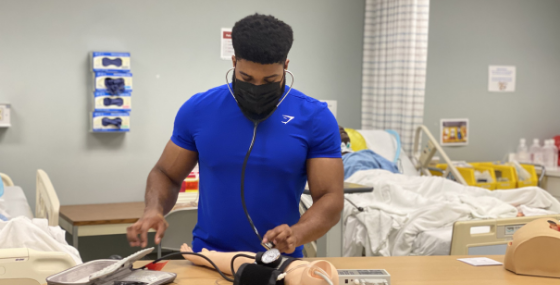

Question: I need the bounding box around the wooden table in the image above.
[59,202,146,248]
[59,197,198,249]
[134,255,558,285]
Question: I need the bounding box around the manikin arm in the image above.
[180,244,256,275]
[180,244,338,285]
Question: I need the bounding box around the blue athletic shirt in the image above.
[171,84,341,257]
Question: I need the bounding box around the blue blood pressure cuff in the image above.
[94,72,133,94]
[94,91,131,111]
[92,52,131,72]
[92,111,130,132]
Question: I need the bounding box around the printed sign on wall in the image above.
[488,65,516,92]
[221,28,234,60]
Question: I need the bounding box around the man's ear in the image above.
[232,55,237,67]
[284,59,290,70]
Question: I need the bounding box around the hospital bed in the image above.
[0,170,60,225]
[302,126,559,257]
[0,172,34,219]
[0,170,74,285]
[303,126,447,257]
[0,172,14,187]
[449,214,560,255]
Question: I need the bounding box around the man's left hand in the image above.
[263,224,298,254]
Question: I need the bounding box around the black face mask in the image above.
[232,72,285,123]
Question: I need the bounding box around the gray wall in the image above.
[424,0,560,161]
[0,0,365,208]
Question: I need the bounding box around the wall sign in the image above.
[221,28,234,60]
[489,65,516,92]
[441,118,468,146]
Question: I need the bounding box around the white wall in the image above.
[424,0,560,161]
[0,0,365,207]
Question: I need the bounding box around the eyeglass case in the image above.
[46,248,176,285]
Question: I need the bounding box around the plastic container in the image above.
[180,172,199,192]
[543,140,559,170]
[471,162,518,189]
[433,163,497,190]
[516,138,530,164]
[529,139,543,165]
[517,164,539,188]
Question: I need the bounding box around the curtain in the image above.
[361,0,430,154]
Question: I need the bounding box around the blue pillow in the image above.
[0,179,4,198]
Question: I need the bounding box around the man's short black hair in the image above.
[232,13,293,64]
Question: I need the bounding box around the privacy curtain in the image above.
[361,0,430,154]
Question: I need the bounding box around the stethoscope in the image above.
[225,67,295,257]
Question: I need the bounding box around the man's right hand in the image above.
[127,210,169,248]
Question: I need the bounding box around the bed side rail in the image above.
[450,214,560,255]
[413,125,467,185]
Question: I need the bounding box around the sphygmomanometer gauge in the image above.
[260,248,281,265]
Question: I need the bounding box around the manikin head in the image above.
[339,125,352,155]
[298,260,339,285]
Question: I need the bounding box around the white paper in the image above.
[458,257,503,266]
[489,65,516,92]
[221,28,234,60]
[321,100,337,118]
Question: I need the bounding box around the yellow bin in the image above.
[434,164,497,190]
[471,162,517,189]
[517,164,538,188]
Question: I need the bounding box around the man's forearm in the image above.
[291,192,343,246]
[145,166,182,215]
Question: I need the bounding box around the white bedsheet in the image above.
[0,186,34,219]
[342,169,560,257]
[0,216,82,264]
[412,227,452,256]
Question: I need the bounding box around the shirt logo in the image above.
[282,115,295,124]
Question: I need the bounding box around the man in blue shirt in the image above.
[127,14,343,257]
